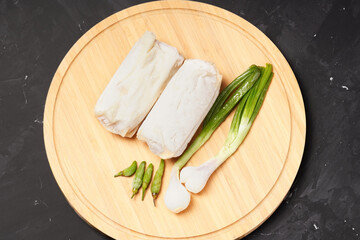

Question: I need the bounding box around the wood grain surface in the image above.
[43,1,306,239]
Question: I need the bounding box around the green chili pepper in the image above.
[114,161,137,177]
[141,163,154,201]
[151,159,165,206]
[131,161,146,199]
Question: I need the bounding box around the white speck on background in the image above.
[34,119,43,124]
[24,75,28,80]
[78,23,82,31]
[49,218,52,222]
[344,219,347,223]
[34,198,49,208]
[314,33,317,37]
[324,163,327,167]
[343,7,346,10]
[342,85,349,90]
[313,223,319,230]
[353,227,355,230]
[22,89,28,104]
[331,36,334,39]
[330,77,333,81]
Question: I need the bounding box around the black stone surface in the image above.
[0,0,359,239]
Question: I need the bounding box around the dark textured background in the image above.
[0,0,359,239]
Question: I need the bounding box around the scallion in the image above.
[180,63,273,194]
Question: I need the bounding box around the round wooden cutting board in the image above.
[43,1,306,239]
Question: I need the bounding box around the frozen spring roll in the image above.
[137,59,222,159]
[94,31,184,137]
